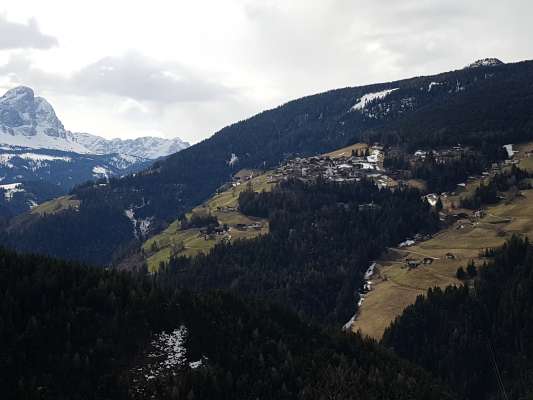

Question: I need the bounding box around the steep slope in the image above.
[0,247,453,400]
[7,58,533,264]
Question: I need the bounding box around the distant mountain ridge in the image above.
[68,132,189,160]
[0,86,189,159]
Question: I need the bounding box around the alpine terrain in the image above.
[0,86,189,217]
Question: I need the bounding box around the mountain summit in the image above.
[0,86,83,151]
[0,86,189,158]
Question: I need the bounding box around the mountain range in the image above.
[0,86,189,157]
[0,86,189,216]
[4,58,533,265]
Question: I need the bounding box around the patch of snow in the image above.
[0,129,91,154]
[189,358,207,369]
[138,217,153,236]
[0,182,23,200]
[342,261,377,331]
[92,166,109,178]
[131,325,193,393]
[399,239,415,248]
[150,326,188,371]
[364,262,376,280]
[351,88,398,111]
[18,153,71,162]
[428,81,443,92]
[228,153,239,167]
[503,144,515,158]
[425,193,439,207]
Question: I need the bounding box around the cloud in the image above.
[72,52,232,103]
[0,15,57,49]
[0,52,233,105]
[0,52,248,144]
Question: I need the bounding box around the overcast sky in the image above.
[0,0,531,144]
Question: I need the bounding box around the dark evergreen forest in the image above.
[0,247,451,400]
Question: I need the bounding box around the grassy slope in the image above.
[353,142,533,339]
[30,195,80,215]
[142,171,274,271]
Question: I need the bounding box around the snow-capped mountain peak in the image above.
[0,86,35,110]
[0,86,189,159]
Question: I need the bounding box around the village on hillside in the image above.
[146,141,525,272]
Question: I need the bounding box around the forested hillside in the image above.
[158,178,439,325]
[382,235,533,400]
[0,247,452,399]
[4,59,533,265]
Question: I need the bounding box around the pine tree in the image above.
[456,267,466,280]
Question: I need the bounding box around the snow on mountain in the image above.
[0,86,189,159]
[351,88,399,111]
[68,132,190,159]
[0,182,23,200]
[0,87,91,153]
[465,58,504,69]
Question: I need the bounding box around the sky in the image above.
[0,0,532,144]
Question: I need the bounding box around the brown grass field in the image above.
[324,143,368,159]
[352,187,533,340]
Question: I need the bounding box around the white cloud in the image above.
[0,14,57,49]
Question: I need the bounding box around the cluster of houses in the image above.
[413,145,466,161]
[267,145,395,189]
